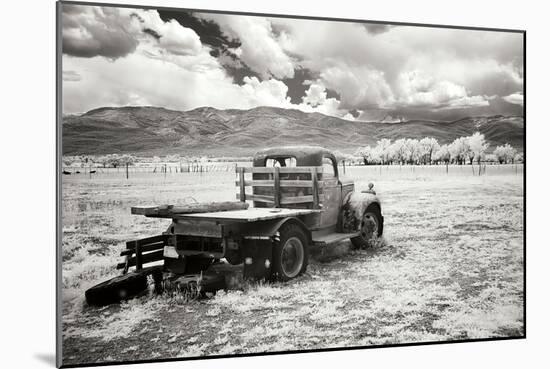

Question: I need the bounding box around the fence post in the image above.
[126,163,129,179]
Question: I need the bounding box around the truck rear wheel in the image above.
[350,205,383,250]
[271,223,308,281]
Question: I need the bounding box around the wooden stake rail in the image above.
[236,166,323,208]
[239,166,324,173]
[234,193,325,204]
[235,179,324,187]
[118,235,168,272]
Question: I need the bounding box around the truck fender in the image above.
[242,216,311,243]
[240,217,311,279]
[342,191,382,232]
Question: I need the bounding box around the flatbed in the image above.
[174,208,322,223]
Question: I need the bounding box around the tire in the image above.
[271,223,309,281]
[350,205,383,250]
[85,272,148,307]
[173,273,226,296]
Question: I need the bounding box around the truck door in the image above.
[320,156,342,229]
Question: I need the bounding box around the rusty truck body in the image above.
[85,146,384,306]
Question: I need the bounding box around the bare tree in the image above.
[434,144,451,173]
[419,137,440,164]
[375,138,392,165]
[494,144,517,164]
[355,145,375,165]
[468,132,489,175]
[449,137,470,165]
[514,153,524,163]
[405,138,421,164]
[390,138,408,165]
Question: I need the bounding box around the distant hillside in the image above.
[62,106,524,156]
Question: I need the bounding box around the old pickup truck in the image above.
[85,146,384,306]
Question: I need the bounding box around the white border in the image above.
[2,0,547,368]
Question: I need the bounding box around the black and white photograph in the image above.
[57,1,525,366]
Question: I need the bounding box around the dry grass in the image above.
[61,165,524,365]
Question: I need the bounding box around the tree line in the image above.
[63,133,522,170]
[352,133,522,166]
[63,154,136,168]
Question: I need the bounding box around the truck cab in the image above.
[250,146,371,234]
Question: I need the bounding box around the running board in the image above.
[312,232,360,246]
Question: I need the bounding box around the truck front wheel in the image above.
[272,223,309,281]
[350,205,383,249]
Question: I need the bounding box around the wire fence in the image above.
[62,162,246,175]
[61,161,524,180]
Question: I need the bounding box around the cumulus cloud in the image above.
[503,92,524,106]
[302,82,327,107]
[158,20,201,55]
[320,64,396,109]
[62,4,202,60]
[396,71,488,109]
[128,10,202,56]
[63,46,246,114]
[240,76,291,107]
[271,17,523,114]
[199,14,295,80]
[292,81,351,118]
[62,5,138,59]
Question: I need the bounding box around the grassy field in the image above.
[61,164,524,365]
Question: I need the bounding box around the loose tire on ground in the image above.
[271,223,309,281]
[85,272,149,306]
[350,204,383,250]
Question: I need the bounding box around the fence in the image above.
[61,161,524,179]
[62,162,242,176]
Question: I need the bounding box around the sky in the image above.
[61,3,524,121]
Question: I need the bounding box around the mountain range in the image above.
[62,106,524,156]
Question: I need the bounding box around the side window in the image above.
[322,157,336,179]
